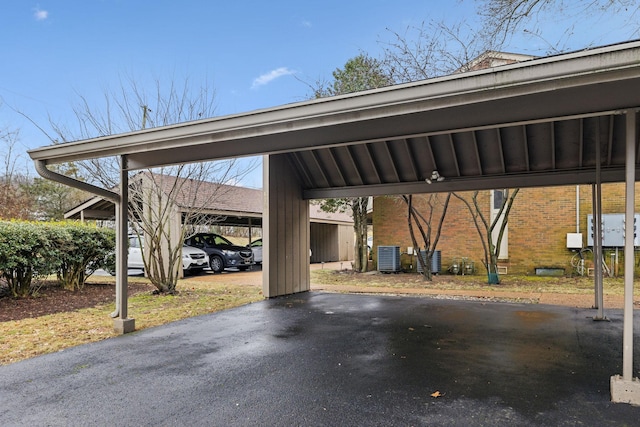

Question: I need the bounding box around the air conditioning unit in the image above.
[417,250,441,274]
[377,246,400,272]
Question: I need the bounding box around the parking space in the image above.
[1,292,638,426]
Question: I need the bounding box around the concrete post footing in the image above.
[113,318,136,334]
[611,375,640,405]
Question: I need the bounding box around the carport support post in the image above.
[113,156,135,334]
[611,110,640,405]
[592,182,603,314]
[262,154,310,297]
[592,120,605,319]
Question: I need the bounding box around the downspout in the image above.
[576,185,580,234]
[34,159,119,203]
[34,160,122,317]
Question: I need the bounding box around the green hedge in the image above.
[0,221,115,297]
[55,222,116,291]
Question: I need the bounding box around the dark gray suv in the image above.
[184,233,253,273]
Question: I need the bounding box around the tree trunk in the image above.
[352,197,369,272]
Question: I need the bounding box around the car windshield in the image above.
[129,236,142,248]
[203,234,233,246]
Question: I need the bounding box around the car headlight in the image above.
[222,250,238,256]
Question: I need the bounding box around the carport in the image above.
[63,183,355,263]
[28,40,640,404]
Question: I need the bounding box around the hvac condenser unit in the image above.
[417,250,441,274]
[377,246,401,272]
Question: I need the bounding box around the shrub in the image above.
[0,221,61,297]
[55,223,115,290]
[0,221,116,297]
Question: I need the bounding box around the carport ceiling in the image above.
[29,41,640,198]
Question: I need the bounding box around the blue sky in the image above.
[1,1,638,187]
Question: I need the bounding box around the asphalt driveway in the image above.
[1,292,639,426]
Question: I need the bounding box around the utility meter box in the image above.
[566,233,583,249]
[587,213,640,247]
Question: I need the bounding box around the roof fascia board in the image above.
[64,209,115,220]
[184,209,262,218]
[28,41,640,168]
[64,195,106,216]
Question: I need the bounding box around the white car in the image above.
[180,245,210,273]
[249,239,263,264]
[127,235,209,274]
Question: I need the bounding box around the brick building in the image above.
[372,183,640,276]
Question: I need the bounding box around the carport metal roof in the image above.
[29,40,640,197]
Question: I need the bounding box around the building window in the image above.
[493,190,505,209]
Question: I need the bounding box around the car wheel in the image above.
[210,255,224,273]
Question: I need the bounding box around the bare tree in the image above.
[50,74,221,188]
[127,168,253,293]
[401,194,451,280]
[379,21,526,283]
[379,20,488,83]
[46,73,257,293]
[477,0,640,50]
[0,126,32,220]
[452,189,519,283]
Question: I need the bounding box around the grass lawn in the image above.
[0,276,263,366]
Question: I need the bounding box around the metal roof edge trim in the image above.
[28,40,640,165]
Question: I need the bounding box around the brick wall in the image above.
[372,183,640,275]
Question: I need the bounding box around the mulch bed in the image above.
[0,281,155,322]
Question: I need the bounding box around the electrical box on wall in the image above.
[587,214,640,247]
[566,233,583,249]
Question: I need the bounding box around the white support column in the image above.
[611,110,640,405]
[113,156,135,334]
[263,154,310,298]
[593,119,606,318]
[592,185,606,319]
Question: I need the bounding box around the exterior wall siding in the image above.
[310,223,355,263]
[372,183,640,276]
[338,224,355,262]
[310,223,338,263]
[263,154,310,297]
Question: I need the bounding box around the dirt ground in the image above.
[0,281,154,322]
[312,275,634,309]
[190,262,639,310]
[1,263,637,323]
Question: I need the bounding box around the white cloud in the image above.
[301,19,312,28]
[251,67,295,89]
[33,7,49,21]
